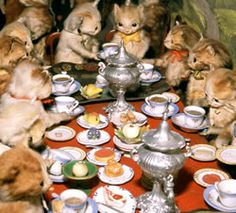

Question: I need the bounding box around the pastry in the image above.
[72,162,88,177]
[103,186,126,208]
[120,110,137,124]
[104,159,124,177]
[83,84,103,97]
[94,148,115,163]
[83,112,100,125]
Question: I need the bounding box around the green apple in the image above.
[122,123,140,139]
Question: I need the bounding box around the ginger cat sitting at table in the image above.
[111,0,150,59]
[55,0,101,64]
[187,37,233,107]
[203,68,236,148]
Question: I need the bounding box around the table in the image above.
[44,99,226,212]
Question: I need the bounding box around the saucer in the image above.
[113,136,143,152]
[98,164,134,185]
[216,145,236,165]
[140,70,162,84]
[161,92,180,103]
[193,168,230,187]
[204,185,236,212]
[53,80,81,96]
[141,103,179,118]
[86,148,121,166]
[191,144,216,162]
[59,147,86,161]
[76,130,111,146]
[76,114,109,129]
[49,105,85,116]
[93,185,136,213]
[46,126,76,141]
[171,113,209,132]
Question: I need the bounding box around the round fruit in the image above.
[122,123,140,139]
[72,162,88,177]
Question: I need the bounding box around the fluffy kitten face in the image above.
[113,4,144,35]
[205,68,236,108]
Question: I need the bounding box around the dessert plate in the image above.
[86,147,121,166]
[110,111,147,127]
[93,185,136,213]
[140,71,162,84]
[76,130,111,146]
[171,113,209,132]
[191,144,216,162]
[52,80,81,96]
[113,136,143,152]
[49,105,85,117]
[98,165,134,185]
[204,185,236,212]
[216,145,236,165]
[59,146,86,161]
[46,126,76,141]
[141,103,179,118]
[76,114,109,129]
[161,92,180,103]
[193,168,230,187]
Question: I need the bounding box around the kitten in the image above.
[203,68,236,147]
[55,0,101,64]
[111,0,150,59]
[187,38,233,106]
[0,66,12,96]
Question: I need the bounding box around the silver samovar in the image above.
[98,42,143,118]
[131,106,192,213]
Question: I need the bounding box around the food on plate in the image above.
[83,112,100,125]
[87,127,101,140]
[103,186,127,208]
[94,148,115,163]
[202,173,221,185]
[122,123,140,139]
[120,110,137,124]
[51,199,64,213]
[81,84,103,97]
[72,161,88,177]
[104,159,124,177]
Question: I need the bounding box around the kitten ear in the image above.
[175,21,180,26]
[200,33,204,40]
[64,16,83,31]
[92,0,100,7]
[138,4,144,17]
[207,45,216,56]
[125,0,131,6]
[113,4,121,17]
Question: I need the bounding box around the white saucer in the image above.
[113,136,143,152]
[59,146,86,161]
[191,144,216,162]
[52,80,81,96]
[110,111,147,127]
[98,164,134,185]
[140,71,162,84]
[204,185,236,212]
[49,105,85,116]
[141,103,179,118]
[216,145,236,165]
[46,126,76,141]
[171,113,209,132]
[93,185,136,213]
[76,130,111,146]
[86,147,121,166]
[76,114,109,129]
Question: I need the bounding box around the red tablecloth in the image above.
[45,100,224,212]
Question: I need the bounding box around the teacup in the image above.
[102,42,119,58]
[52,74,74,93]
[184,105,205,128]
[60,189,88,209]
[145,94,168,113]
[140,63,154,80]
[55,96,79,113]
[215,179,236,208]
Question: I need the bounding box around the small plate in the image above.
[191,144,216,161]
[216,145,236,165]
[76,114,109,129]
[59,147,86,161]
[0,143,10,155]
[86,147,121,166]
[113,136,143,152]
[171,113,209,132]
[141,103,179,118]
[193,168,230,187]
[46,126,76,141]
[52,80,81,96]
[140,71,162,84]
[204,185,236,212]
[76,130,111,146]
[110,111,147,127]
[98,164,134,185]
[162,92,180,103]
[93,185,136,213]
[49,105,85,116]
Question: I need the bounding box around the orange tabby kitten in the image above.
[187,38,233,106]
[203,68,236,147]
[111,0,150,59]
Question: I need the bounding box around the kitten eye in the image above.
[95,26,98,31]
[132,23,137,27]
[193,57,197,63]
[213,98,219,103]
[118,22,123,27]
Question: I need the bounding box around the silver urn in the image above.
[98,42,143,117]
[131,107,192,213]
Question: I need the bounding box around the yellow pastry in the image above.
[83,112,100,125]
[83,84,103,97]
[104,159,124,177]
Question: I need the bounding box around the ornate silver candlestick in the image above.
[131,105,192,213]
[98,42,143,118]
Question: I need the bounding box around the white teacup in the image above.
[52,74,74,93]
[102,42,119,58]
[140,63,154,80]
[184,105,205,128]
[145,94,168,113]
[55,96,79,113]
[215,179,236,208]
